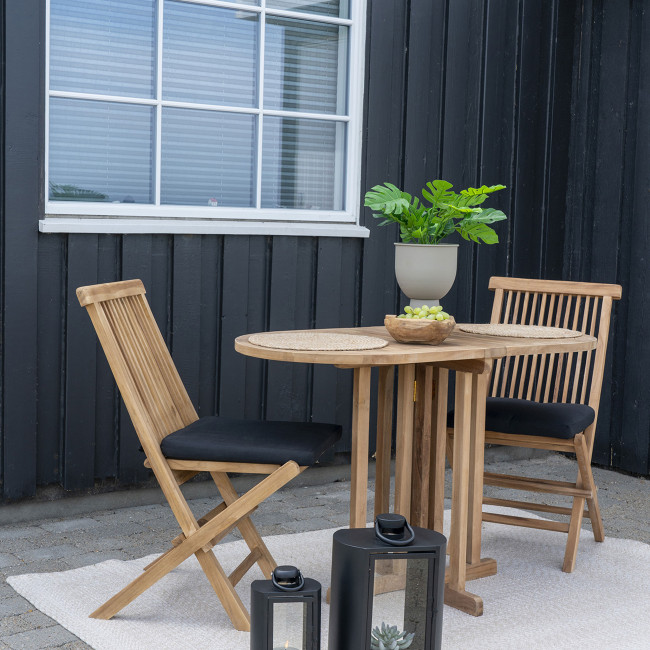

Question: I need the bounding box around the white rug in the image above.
[7,508,650,650]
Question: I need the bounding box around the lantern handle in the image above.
[272,566,305,591]
[374,519,416,546]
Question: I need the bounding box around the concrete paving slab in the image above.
[0,454,647,650]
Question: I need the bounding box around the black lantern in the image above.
[328,514,446,650]
[251,565,321,650]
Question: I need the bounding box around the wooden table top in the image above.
[235,325,597,366]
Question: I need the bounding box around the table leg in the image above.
[394,364,415,518]
[466,363,498,580]
[411,364,433,527]
[374,365,394,519]
[350,366,371,528]
[428,367,448,534]
[444,371,483,616]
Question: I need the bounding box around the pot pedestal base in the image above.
[409,299,440,309]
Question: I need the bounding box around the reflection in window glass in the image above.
[50,0,156,98]
[163,1,258,107]
[265,18,347,115]
[262,117,345,210]
[161,108,256,207]
[266,0,348,19]
[49,98,154,203]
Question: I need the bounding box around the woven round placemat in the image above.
[248,332,389,351]
[457,323,582,338]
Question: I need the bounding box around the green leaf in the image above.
[460,184,506,196]
[364,183,412,215]
[440,203,482,215]
[467,208,507,223]
[456,222,500,244]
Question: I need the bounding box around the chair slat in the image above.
[570,296,592,403]
[540,294,563,402]
[490,290,511,396]
[104,300,176,441]
[112,298,186,438]
[580,297,600,404]
[489,276,622,299]
[499,291,522,397]
[508,292,529,398]
[130,295,197,426]
[526,293,548,400]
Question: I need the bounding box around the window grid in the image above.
[44,0,362,225]
[45,0,360,222]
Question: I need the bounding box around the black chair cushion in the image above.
[448,397,595,439]
[160,416,342,466]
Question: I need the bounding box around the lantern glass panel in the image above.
[370,557,429,650]
[272,601,307,649]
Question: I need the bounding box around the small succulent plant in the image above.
[370,622,415,650]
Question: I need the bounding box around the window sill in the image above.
[39,217,370,238]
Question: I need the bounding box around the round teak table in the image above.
[235,325,597,616]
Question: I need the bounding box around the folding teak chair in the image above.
[448,277,621,572]
[77,279,341,630]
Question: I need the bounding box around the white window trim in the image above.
[40,0,369,238]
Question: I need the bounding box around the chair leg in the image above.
[587,491,605,542]
[563,433,592,573]
[90,461,300,625]
[211,471,276,579]
[573,433,605,542]
[195,549,251,630]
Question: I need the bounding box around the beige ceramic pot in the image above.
[394,243,458,308]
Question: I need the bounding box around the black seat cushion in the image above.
[448,397,595,440]
[160,416,342,466]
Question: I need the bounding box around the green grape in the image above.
[420,304,429,311]
[405,313,414,319]
[440,311,449,319]
[404,306,413,314]
[413,307,421,314]
[435,313,445,321]
[397,314,406,319]
[426,314,436,320]
[433,305,443,313]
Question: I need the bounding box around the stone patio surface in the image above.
[0,453,648,649]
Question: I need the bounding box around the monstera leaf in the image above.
[364,179,507,245]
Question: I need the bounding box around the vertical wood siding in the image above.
[1,0,648,499]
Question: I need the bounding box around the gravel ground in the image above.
[0,453,647,649]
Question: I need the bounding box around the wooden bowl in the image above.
[384,314,456,345]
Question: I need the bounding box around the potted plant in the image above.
[364,180,507,306]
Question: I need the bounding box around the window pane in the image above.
[163,1,258,107]
[267,0,349,19]
[49,98,154,203]
[50,0,156,98]
[265,18,347,114]
[262,117,345,210]
[161,108,256,207]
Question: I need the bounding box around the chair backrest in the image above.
[488,277,622,413]
[77,280,198,461]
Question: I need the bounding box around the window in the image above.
[41,0,368,237]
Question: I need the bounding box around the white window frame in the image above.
[40,0,369,238]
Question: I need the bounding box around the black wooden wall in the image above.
[1,0,648,501]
